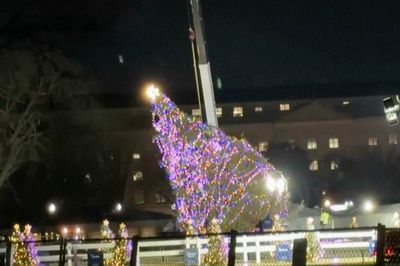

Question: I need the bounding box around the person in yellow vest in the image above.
[320,209,330,229]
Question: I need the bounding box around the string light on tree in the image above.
[148,88,289,234]
[202,219,227,265]
[10,224,39,266]
[105,223,131,266]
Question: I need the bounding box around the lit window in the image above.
[192,109,201,117]
[389,134,398,145]
[118,54,124,64]
[255,106,263,113]
[155,193,166,204]
[279,103,290,111]
[216,107,223,118]
[309,160,318,171]
[134,190,145,204]
[258,141,268,152]
[368,137,378,146]
[330,161,339,170]
[329,138,339,149]
[132,171,143,181]
[233,107,243,117]
[307,139,317,150]
[132,153,141,160]
[342,100,350,105]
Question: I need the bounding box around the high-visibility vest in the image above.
[320,212,330,225]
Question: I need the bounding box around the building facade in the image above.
[44,94,400,219]
[118,95,400,215]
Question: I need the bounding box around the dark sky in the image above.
[3,0,400,103]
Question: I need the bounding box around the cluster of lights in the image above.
[148,87,288,233]
[323,199,354,212]
[323,197,375,213]
[61,226,85,240]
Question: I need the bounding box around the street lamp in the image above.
[324,199,331,208]
[47,202,57,215]
[363,200,375,212]
[114,202,123,213]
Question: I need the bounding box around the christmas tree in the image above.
[202,219,227,266]
[305,217,322,262]
[148,86,289,234]
[100,219,114,262]
[105,223,129,266]
[10,224,38,266]
[23,225,39,265]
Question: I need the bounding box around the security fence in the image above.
[0,224,395,265]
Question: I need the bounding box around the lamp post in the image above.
[47,202,57,215]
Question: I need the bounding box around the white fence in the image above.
[0,229,377,265]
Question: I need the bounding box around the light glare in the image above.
[330,204,348,212]
[363,200,375,212]
[48,203,56,214]
[324,199,331,207]
[115,203,122,212]
[146,85,160,101]
[276,178,286,194]
[266,176,276,192]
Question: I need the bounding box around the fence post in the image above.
[58,237,65,266]
[129,235,139,266]
[5,241,11,266]
[227,230,237,266]
[376,223,385,266]
[67,243,72,266]
[63,239,68,265]
[292,238,307,266]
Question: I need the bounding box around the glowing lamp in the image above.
[115,202,123,212]
[146,85,161,101]
[48,203,57,214]
[324,199,331,208]
[363,200,375,212]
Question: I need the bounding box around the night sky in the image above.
[2,0,400,104]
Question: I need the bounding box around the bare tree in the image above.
[0,74,54,188]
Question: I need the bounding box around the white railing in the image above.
[0,229,377,265]
[135,229,376,265]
